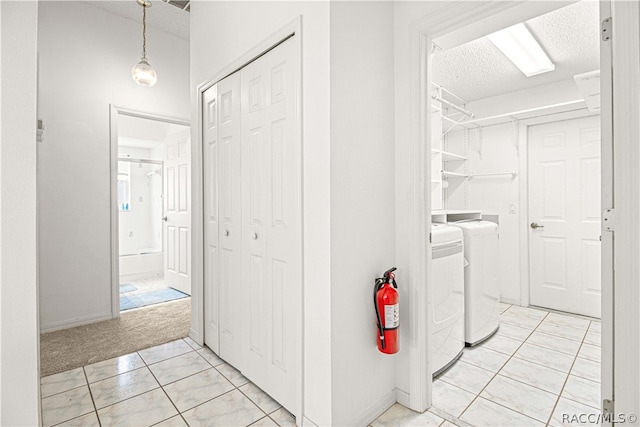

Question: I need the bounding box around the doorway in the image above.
[406,0,612,420]
[110,107,191,315]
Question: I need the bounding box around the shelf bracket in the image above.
[474,127,483,160]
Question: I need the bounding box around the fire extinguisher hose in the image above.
[374,278,386,349]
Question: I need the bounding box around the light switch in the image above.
[509,202,517,214]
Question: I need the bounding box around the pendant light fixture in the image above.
[131,0,157,87]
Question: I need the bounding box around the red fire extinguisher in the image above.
[374,267,399,354]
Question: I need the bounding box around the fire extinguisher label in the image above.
[385,304,399,328]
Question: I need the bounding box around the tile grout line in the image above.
[543,321,592,426]
[142,353,188,426]
[83,366,102,427]
[159,385,191,427]
[44,338,291,427]
[428,405,472,427]
[510,350,578,375]
[44,372,97,427]
[456,310,551,423]
[236,384,283,421]
[84,348,180,422]
[141,347,197,367]
[170,357,292,426]
[461,339,575,375]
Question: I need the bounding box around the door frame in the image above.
[108,105,190,319]
[409,0,618,413]
[608,0,640,415]
[192,18,303,423]
[518,109,600,310]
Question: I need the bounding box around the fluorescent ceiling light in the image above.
[488,23,555,77]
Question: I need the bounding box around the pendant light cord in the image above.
[142,4,147,60]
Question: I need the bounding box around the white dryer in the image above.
[453,220,500,346]
[431,224,465,376]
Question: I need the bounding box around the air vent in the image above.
[574,70,600,113]
[163,0,190,12]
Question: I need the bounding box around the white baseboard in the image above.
[396,387,411,408]
[40,312,113,333]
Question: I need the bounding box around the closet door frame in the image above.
[193,18,303,423]
[407,0,617,415]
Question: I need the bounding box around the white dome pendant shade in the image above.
[132,0,157,87]
[132,59,157,87]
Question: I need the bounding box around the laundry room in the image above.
[420,0,605,424]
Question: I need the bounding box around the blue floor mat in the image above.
[120,287,189,311]
[119,284,138,293]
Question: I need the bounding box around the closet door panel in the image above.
[203,84,220,352]
[217,71,244,367]
[241,36,298,413]
[241,52,270,389]
[246,124,268,360]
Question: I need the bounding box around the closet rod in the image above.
[432,83,469,105]
[432,95,475,118]
[457,99,585,126]
[469,171,518,179]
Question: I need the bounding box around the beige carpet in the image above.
[40,299,191,377]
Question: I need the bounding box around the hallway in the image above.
[41,304,600,426]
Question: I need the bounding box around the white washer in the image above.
[431,224,465,376]
[453,220,500,346]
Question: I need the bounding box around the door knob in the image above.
[530,222,544,229]
[252,233,258,240]
[162,216,168,222]
[224,230,229,237]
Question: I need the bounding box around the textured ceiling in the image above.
[432,0,600,102]
[82,0,189,40]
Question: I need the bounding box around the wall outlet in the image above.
[509,202,517,214]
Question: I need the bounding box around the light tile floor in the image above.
[373,303,602,427]
[42,304,600,427]
[40,338,294,427]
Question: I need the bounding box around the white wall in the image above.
[443,79,587,304]
[445,124,522,303]
[37,2,189,331]
[329,2,397,425]
[393,0,452,402]
[191,2,331,424]
[0,1,40,424]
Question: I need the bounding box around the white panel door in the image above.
[202,73,243,361]
[529,115,601,317]
[203,84,220,353]
[164,128,191,295]
[216,72,244,367]
[240,37,299,412]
